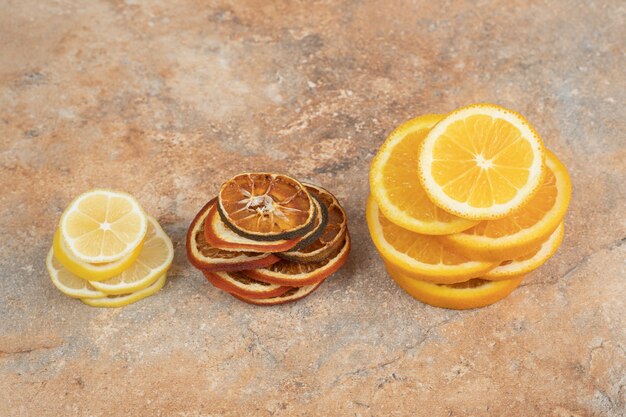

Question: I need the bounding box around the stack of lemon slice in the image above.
[368,104,571,309]
[46,190,174,308]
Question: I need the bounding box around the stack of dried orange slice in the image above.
[187,173,350,305]
[368,104,571,309]
[46,190,174,307]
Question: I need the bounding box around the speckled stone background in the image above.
[1,0,625,416]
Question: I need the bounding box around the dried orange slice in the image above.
[217,173,316,241]
[442,150,571,260]
[232,281,323,306]
[280,194,328,253]
[386,263,524,310]
[278,184,347,263]
[204,270,291,299]
[366,196,497,284]
[187,200,279,271]
[244,233,351,286]
[370,114,478,234]
[418,104,546,220]
[484,222,564,280]
[204,200,302,252]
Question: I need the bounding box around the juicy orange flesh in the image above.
[383,128,463,222]
[378,209,470,265]
[463,162,557,238]
[220,174,312,234]
[431,115,534,207]
[440,278,490,289]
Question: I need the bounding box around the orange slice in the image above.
[186,200,279,271]
[232,281,323,306]
[366,196,497,284]
[370,114,478,234]
[217,173,316,241]
[442,150,571,260]
[204,270,291,299]
[484,222,564,280]
[204,200,302,252]
[418,103,546,220]
[244,233,351,286]
[278,183,348,263]
[386,263,524,310]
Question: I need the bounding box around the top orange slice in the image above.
[418,103,546,220]
[217,173,316,241]
[442,150,571,261]
[370,114,478,235]
[59,190,148,264]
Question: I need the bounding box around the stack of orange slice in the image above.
[187,173,350,305]
[368,104,571,309]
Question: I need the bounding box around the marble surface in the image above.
[1,1,625,415]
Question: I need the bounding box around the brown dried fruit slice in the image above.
[232,281,323,306]
[186,200,280,271]
[278,183,348,263]
[205,200,302,252]
[284,194,328,252]
[244,233,351,286]
[204,270,291,299]
[217,173,316,241]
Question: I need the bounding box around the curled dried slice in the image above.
[232,281,323,306]
[186,200,279,271]
[283,194,328,253]
[204,200,302,252]
[244,233,351,287]
[217,173,316,241]
[278,184,348,263]
[204,270,291,299]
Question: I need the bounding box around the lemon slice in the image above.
[370,114,478,234]
[418,103,546,220]
[60,189,148,263]
[386,262,524,310]
[366,195,497,284]
[484,222,564,280]
[81,273,167,308]
[46,248,107,299]
[53,229,144,282]
[90,216,174,295]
